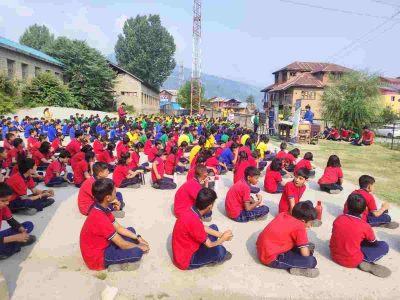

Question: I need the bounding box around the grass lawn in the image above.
[273,139,400,204]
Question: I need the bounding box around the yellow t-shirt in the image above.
[205,135,215,148]
[256,142,268,159]
[127,132,138,145]
[240,134,250,146]
[178,134,190,146]
[189,145,201,163]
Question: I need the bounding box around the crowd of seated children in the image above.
[172,188,233,270]
[318,155,343,194]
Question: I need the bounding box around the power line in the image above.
[280,0,400,20]
[372,0,400,8]
[327,9,400,62]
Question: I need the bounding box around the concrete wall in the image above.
[382,93,400,113]
[292,88,324,119]
[0,47,63,81]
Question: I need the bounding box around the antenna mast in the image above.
[191,0,202,115]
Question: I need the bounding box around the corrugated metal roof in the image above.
[0,36,63,67]
[160,101,183,110]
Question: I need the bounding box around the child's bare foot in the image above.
[20,235,36,247]
[289,268,319,278]
[112,210,125,218]
[358,262,391,278]
[121,262,141,271]
[107,264,122,272]
[379,222,399,229]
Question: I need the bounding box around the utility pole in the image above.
[191,0,202,115]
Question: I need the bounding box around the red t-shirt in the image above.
[113,165,129,187]
[93,140,104,155]
[294,159,312,175]
[27,136,38,151]
[33,151,50,167]
[276,150,287,160]
[264,169,282,193]
[80,204,116,270]
[148,147,158,162]
[71,152,85,170]
[330,214,376,268]
[233,159,256,183]
[225,179,251,219]
[6,172,36,201]
[238,146,252,158]
[166,141,175,154]
[116,141,129,159]
[174,179,202,218]
[278,181,306,213]
[65,139,81,157]
[44,159,66,184]
[144,140,152,156]
[0,206,12,229]
[97,151,115,164]
[73,160,88,185]
[78,177,95,215]
[257,212,309,265]
[186,167,195,181]
[165,154,177,175]
[362,131,374,143]
[285,153,296,165]
[205,157,220,173]
[331,129,340,139]
[343,189,378,222]
[151,157,164,182]
[172,208,207,270]
[51,138,61,151]
[318,167,343,185]
[3,139,12,151]
[128,151,140,169]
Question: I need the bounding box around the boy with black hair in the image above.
[151,150,177,190]
[344,175,398,229]
[6,158,55,215]
[44,150,73,187]
[257,201,318,277]
[172,188,233,270]
[73,151,95,188]
[294,152,315,177]
[331,194,390,277]
[0,183,36,259]
[65,130,84,157]
[279,168,309,214]
[80,178,149,271]
[225,166,269,222]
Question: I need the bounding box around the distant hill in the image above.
[107,54,264,109]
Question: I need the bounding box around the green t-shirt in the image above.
[221,134,229,143]
[139,134,147,144]
[159,134,169,146]
[188,133,194,144]
[254,115,259,125]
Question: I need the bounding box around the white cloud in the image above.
[64,7,111,53]
[114,14,128,33]
[15,5,34,17]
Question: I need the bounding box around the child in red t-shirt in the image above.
[96,143,116,172]
[318,155,343,194]
[285,148,300,172]
[330,193,390,277]
[80,178,149,271]
[234,151,256,184]
[294,152,315,177]
[165,146,188,175]
[278,168,309,215]
[256,201,319,278]
[116,136,131,160]
[44,150,73,187]
[264,158,286,193]
[225,166,269,222]
[0,182,36,259]
[51,132,65,154]
[113,152,143,189]
[73,152,95,188]
[151,150,177,190]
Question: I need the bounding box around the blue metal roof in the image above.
[160,101,183,110]
[0,36,63,67]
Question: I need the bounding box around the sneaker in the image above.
[121,261,141,271]
[289,268,320,278]
[42,198,55,208]
[112,210,125,219]
[0,255,9,260]
[358,261,391,278]
[379,222,399,229]
[207,251,233,267]
[21,235,36,247]
[14,208,38,216]
[329,189,341,194]
[152,183,160,189]
[311,220,322,227]
[128,184,141,189]
[202,216,212,222]
[107,264,122,272]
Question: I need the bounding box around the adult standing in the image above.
[252,111,260,134]
[304,105,314,124]
[268,106,275,135]
[118,102,127,127]
[43,108,53,121]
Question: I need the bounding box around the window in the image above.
[7,59,15,78]
[290,72,296,77]
[21,63,28,80]
[35,67,41,77]
[121,91,126,96]
[301,90,316,100]
[391,96,395,102]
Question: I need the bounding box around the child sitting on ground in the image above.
[294,152,315,177]
[278,168,309,215]
[165,146,187,176]
[275,142,288,160]
[285,148,300,173]
[331,193,390,278]
[256,201,319,278]
[6,158,55,215]
[172,188,233,270]
[151,150,177,190]
[32,141,55,171]
[96,143,116,171]
[113,153,143,189]
[264,158,286,194]
[80,178,149,271]
[225,166,269,222]
[0,182,36,260]
[318,155,343,194]
[73,152,95,188]
[44,150,73,187]
[344,175,399,229]
[78,162,124,218]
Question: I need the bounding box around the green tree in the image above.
[115,15,176,88]
[21,72,80,108]
[19,24,54,51]
[177,81,206,109]
[321,71,383,130]
[46,37,116,110]
[379,106,399,125]
[0,73,20,114]
[246,95,255,104]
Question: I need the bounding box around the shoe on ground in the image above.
[43,198,55,208]
[112,210,125,219]
[289,268,320,278]
[14,208,38,216]
[107,264,122,272]
[379,221,399,229]
[121,261,141,271]
[202,216,212,222]
[329,189,341,194]
[358,261,391,278]
[57,182,69,188]
[128,184,141,189]
[311,220,322,227]
[256,214,268,221]
[21,235,36,247]
[152,183,160,189]
[0,255,9,260]
[207,251,233,267]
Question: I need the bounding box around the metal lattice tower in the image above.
[191,0,202,115]
[178,60,185,88]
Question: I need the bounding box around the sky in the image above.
[1,0,400,88]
